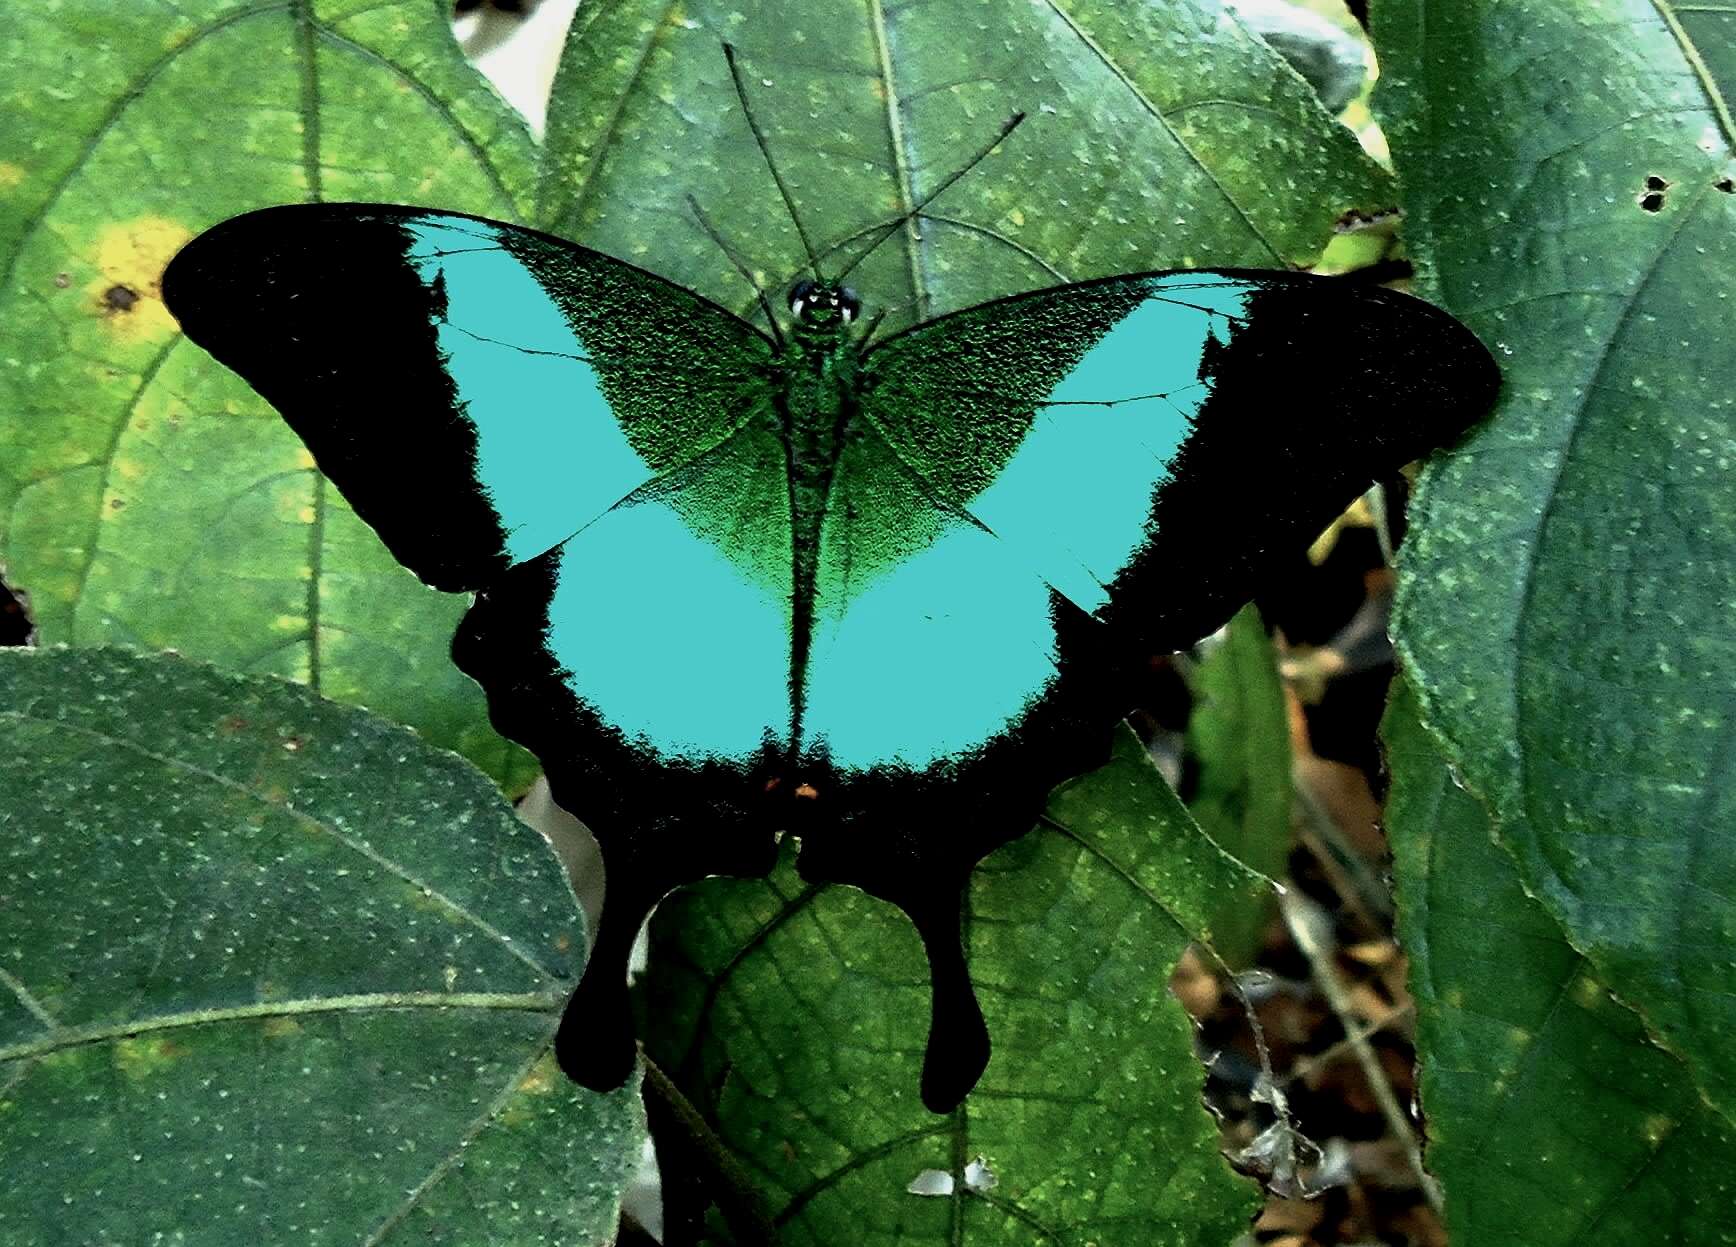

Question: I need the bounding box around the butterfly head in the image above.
[788,279,861,332]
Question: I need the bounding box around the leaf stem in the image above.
[640,1051,780,1245]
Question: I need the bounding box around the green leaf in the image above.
[1184,604,1291,966]
[0,0,539,788]
[1373,0,1736,1116]
[1384,678,1736,1244]
[644,727,1263,1243]
[0,647,641,1246]
[538,0,1388,335]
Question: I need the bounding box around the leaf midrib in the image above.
[865,0,931,321]
[1650,0,1736,146]
[0,989,562,1065]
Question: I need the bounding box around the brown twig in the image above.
[1283,1000,1416,1086]
[1278,890,1441,1213]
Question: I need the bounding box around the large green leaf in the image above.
[1373,0,1736,1117]
[539,0,1388,335]
[1384,679,1736,1244]
[644,728,1264,1244]
[0,0,539,787]
[1184,603,1290,966]
[0,647,641,1245]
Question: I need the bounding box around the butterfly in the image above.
[161,91,1496,1112]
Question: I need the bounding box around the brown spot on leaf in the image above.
[84,217,191,341]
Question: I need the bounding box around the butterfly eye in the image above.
[838,287,862,323]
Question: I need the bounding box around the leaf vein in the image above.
[0,990,559,1065]
[1036,0,1283,262]
[0,708,565,983]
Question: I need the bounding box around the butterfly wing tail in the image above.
[454,547,785,1091]
[910,882,992,1115]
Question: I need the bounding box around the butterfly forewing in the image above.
[161,206,775,592]
[858,271,1499,652]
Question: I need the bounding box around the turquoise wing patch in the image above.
[162,205,774,591]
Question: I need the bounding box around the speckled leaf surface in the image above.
[1384,681,1736,1244]
[644,728,1263,1244]
[0,0,538,788]
[0,647,642,1246]
[538,0,1388,335]
[1185,604,1290,966]
[1373,1,1736,1117]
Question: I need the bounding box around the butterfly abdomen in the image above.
[775,343,862,754]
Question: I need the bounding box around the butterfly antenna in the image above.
[834,110,1027,283]
[687,193,787,349]
[723,42,825,281]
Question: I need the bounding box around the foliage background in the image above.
[0,0,1731,1244]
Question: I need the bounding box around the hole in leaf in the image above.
[905,1156,998,1197]
[1644,174,1668,191]
[906,1169,953,1197]
[1639,191,1666,213]
[1717,177,1734,194]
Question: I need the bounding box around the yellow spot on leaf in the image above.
[85,217,192,343]
[297,505,317,524]
[295,448,317,470]
[518,1053,558,1095]
[114,1035,185,1079]
[272,614,304,632]
[0,162,25,191]
[260,1016,301,1039]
